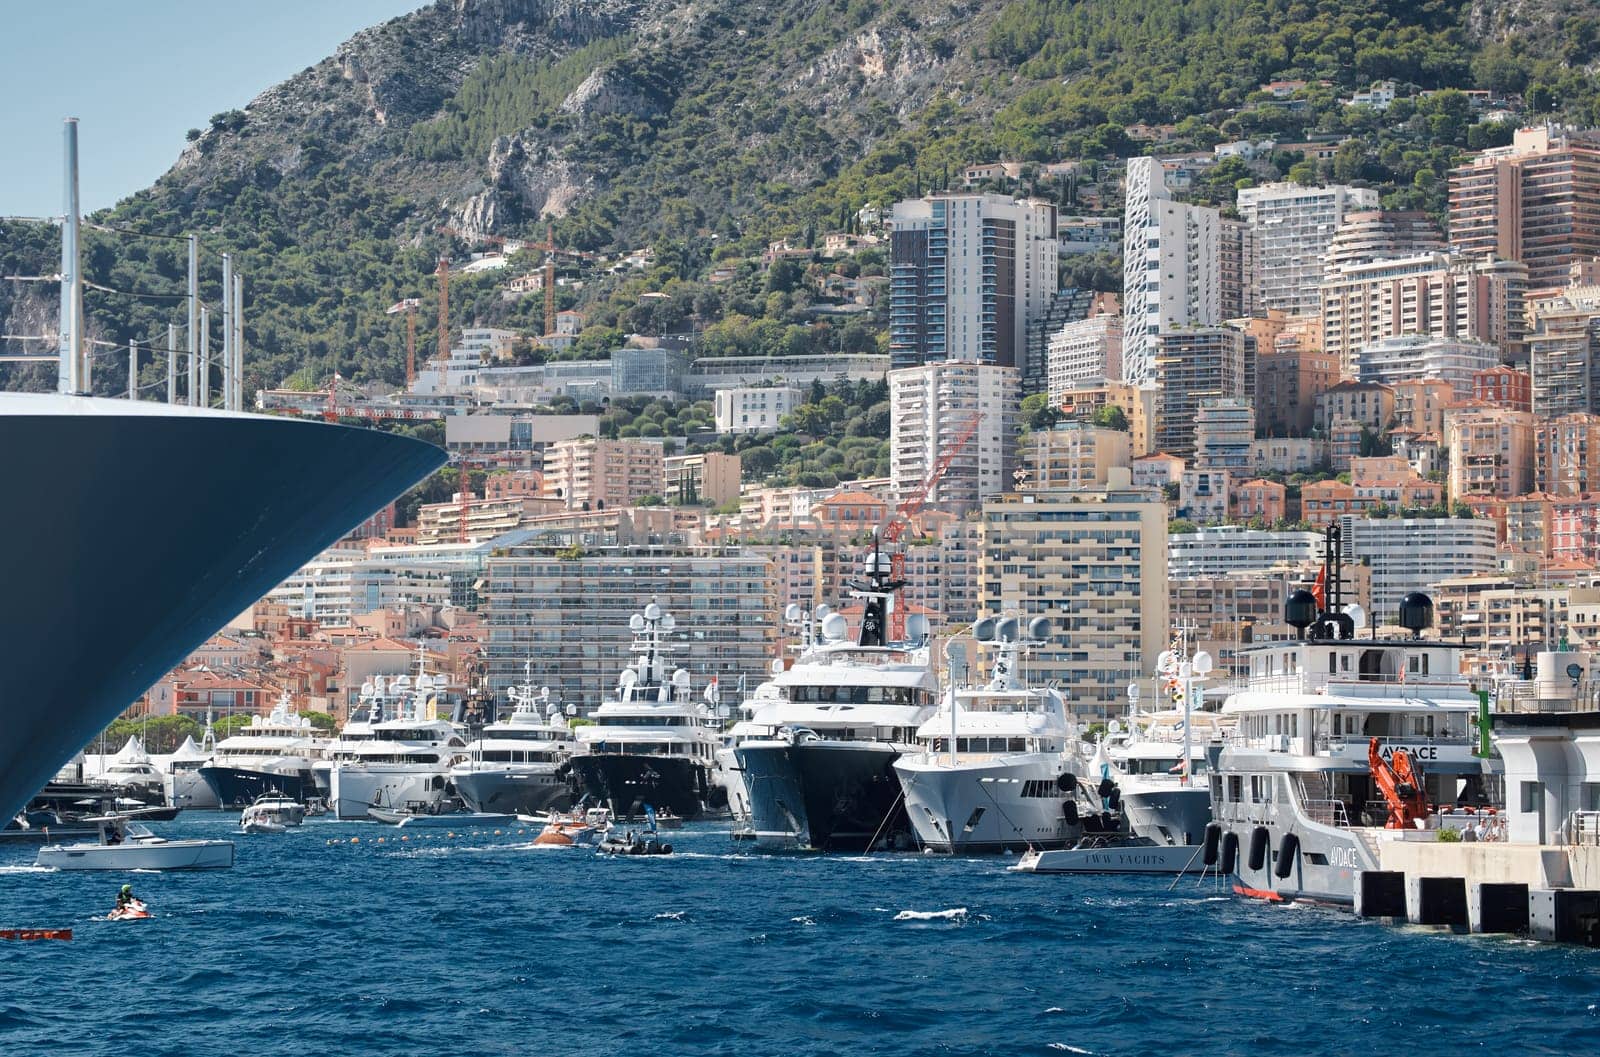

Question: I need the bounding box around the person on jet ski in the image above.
[115,884,137,911]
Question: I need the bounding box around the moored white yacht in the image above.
[451,665,576,815]
[563,604,724,820]
[1211,533,1490,906]
[894,615,1088,854]
[198,691,327,807]
[716,676,782,828]
[326,667,469,820]
[734,553,939,851]
[163,733,220,810]
[90,737,167,803]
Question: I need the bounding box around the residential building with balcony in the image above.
[889,193,1059,369]
[1153,328,1249,456]
[889,360,1019,513]
[1444,405,1536,500]
[1449,125,1600,288]
[545,437,666,511]
[978,473,1169,718]
[1122,157,1222,385]
[1354,334,1500,401]
[1238,181,1380,314]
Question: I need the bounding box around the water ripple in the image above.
[0,817,1595,1056]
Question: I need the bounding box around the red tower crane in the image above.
[876,411,982,641]
[386,298,421,389]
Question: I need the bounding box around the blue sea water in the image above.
[1,815,1597,1056]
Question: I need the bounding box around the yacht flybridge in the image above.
[1210,527,1491,905]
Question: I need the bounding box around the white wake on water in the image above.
[893,907,967,922]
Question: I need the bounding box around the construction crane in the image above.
[876,411,983,642]
[441,223,597,337]
[386,298,421,389]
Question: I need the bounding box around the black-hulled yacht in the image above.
[563,604,723,820]
[734,552,938,851]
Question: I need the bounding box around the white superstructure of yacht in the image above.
[198,691,328,807]
[326,660,469,819]
[895,616,1088,853]
[735,555,940,851]
[1211,532,1490,905]
[564,604,724,820]
[451,665,576,815]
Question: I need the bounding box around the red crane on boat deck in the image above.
[1369,736,1431,829]
[876,411,982,642]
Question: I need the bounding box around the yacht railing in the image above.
[1568,810,1600,847]
[1242,673,1472,699]
[1301,799,1351,828]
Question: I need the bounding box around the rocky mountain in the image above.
[3,0,1599,396]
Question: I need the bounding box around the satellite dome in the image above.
[1027,616,1053,642]
[820,612,849,641]
[1398,592,1435,639]
[1285,589,1318,633]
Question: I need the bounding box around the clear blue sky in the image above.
[0,1,425,217]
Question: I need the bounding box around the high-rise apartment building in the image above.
[1022,422,1133,491]
[1046,313,1123,402]
[888,361,1019,513]
[482,546,778,713]
[1218,217,1257,320]
[1341,517,1498,625]
[1122,158,1222,385]
[978,474,1169,718]
[889,194,1059,369]
[1023,287,1095,395]
[1192,399,1256,472]
[1449,125,1600,289]
[1323,209,1445,273]
[1444,405,1536,500]
[545,437,665,511]
[1153,328,1249,455]
[1238,181,1380,314]
[1527,285,1600,417]
[1320,252,1528,373]
[1535,412,1600,495]
[1353,334,1500,401]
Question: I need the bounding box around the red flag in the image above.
[1311,567,1327,610]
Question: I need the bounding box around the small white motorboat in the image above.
[240,792,305,833]
[36,817,234,871]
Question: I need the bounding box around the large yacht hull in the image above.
[714,746,752,823]
[453,767,571,815]
[0,395,444,823]
[735,741,809,847]
[1118,783,1213,848]
[199,764,318,809]
[328,765,451,820]
[166,769,220,810]
[737,739,912,852]
[895,753,1083,854]
[1216,773,1377,906]
[564,754,713,820]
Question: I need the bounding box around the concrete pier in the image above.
[1468,882,1530,934]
